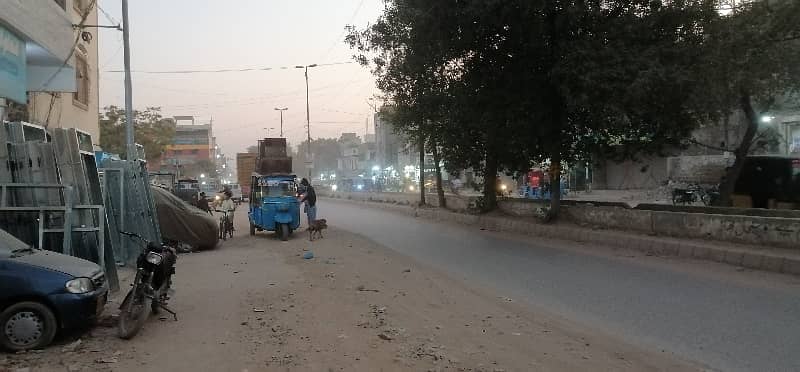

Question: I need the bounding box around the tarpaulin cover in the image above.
[151,186,219,250]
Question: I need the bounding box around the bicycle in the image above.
[216,210,234,240]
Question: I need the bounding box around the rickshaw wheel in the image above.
[279,224,289,241]
[249,222,255,236]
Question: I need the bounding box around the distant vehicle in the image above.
[174,179,200,204]
[0,229,108,351]
[734,155,800,209]
[228,183,243,203]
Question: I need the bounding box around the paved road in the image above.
[324,200,800,372]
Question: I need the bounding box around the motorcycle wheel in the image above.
[117,284,152,339]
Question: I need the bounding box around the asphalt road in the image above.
[323,200,800,372]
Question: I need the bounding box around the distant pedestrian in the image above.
[298,178,317,226]
[196,192,212,214]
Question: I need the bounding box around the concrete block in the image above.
[656,243,679,256]
[692,245,710,259]
[783,258,800,275]
[723,250,744,266]
[678,244,694,258]
[709,247,727,263]
[762,255,785,273]
[741,252,764,269]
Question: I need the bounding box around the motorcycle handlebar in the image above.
[120,231,152,246]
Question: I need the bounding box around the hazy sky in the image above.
[97,0,384,155]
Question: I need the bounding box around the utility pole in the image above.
[121,0,136,161]
[274,107,288,137]
[296,64,317,180]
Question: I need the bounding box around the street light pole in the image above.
[296,64,317,180]
[121,0,136,161]
[274,107,288,137]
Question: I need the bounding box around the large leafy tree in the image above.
[351,0,716,217]
[689,0,800,205]
[99,106,176,162]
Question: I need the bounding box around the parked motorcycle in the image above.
[672,184,719,206]
[117,231,177,339]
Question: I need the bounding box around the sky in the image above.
[97,0,384,155]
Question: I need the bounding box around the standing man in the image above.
[298,178,317,226]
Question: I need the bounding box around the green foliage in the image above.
[98,106,176,162]
[350,0,719,216]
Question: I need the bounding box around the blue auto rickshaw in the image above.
[248,174,301,241]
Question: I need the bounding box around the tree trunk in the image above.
[546,149,562,222]
[431,141,446,209]
[418,130,426,206]
[717,93,759,207]
[482,149,498,212]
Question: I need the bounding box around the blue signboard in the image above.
[0,25,27,104]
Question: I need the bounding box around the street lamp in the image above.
[296,64,318,180]
[262,127,276,138]
[274,107,288,137]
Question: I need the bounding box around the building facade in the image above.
[1,1,87,129]
[161,123,214,170]
[6,1,100,140]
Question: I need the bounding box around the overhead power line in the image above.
[105,61,354,74]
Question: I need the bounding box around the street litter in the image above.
[303,251,315,259]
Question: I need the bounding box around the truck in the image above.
[247,138,300,240]
[236,152,257,197]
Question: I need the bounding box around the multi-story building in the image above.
[1,1,96,137]
[160,122,214,177]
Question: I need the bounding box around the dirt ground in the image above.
[1,213,701,372]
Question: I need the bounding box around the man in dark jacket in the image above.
[298,178,317,225]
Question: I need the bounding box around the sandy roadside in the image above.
[238,227,701,372]
[1,215,703,372]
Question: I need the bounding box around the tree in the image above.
[99,106,176,162]
[246,145,258,153]
[351,0,715,218]
[689,0,800,205]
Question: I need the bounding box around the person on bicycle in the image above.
[219,190,236,231]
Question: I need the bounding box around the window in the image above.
[54,0,67,10]
[191,149,199,155]
[174,150,183,155]
[73,54,90,108]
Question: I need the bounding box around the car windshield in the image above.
[0,229,34,258]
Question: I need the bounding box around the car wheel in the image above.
[0,302,58,351]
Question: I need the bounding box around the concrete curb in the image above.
[323,197,800,276]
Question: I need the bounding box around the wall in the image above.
[322,191,474,212]
[666,155,731,184]
[498,199,800,250]
[27,1,99,142]
[594,156,668,190]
